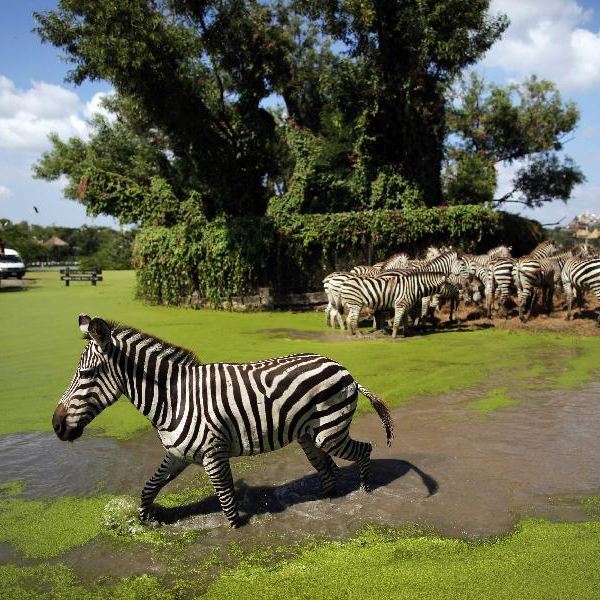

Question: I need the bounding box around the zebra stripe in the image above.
[561,257,600,323]
[350,265,382,276]
[52,316,394,527]
[488,258,515,318]
[340,271,448,337]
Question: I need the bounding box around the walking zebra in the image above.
[52,315,394,528]
[561,257,600,323]
[340,271,448,337]
[487,258,515,318]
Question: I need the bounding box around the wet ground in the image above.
[3,374,600,575]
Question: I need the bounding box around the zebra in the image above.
[323,272,350,329]
[350,265,382,276]
[340,271,448,337]
[561,257,600,323]
[379,252,411,270]
[413,279,462,329]
[487,258,515,318]
[512,240,561,321]
[52,315,394,528]
[486,245,512,259]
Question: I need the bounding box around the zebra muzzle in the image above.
[52,404,83,442]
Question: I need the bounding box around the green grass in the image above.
[3,272,600,597]
[200,519,600,599]
[2,519,600,599]
[3,271,600,439]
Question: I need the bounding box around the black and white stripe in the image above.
[562,257,600,323]
[52,315,394,527]
[340,271,448,337]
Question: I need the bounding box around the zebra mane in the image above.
[107,321,201,366]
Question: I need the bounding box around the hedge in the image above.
[132,206,543,306]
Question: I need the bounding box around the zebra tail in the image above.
[357,384,394,447]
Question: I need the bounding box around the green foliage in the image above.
[444,152,497,205]
[511,154,585,208]
[446,73,584,207]
[133,206,541,304]
[0,219,133,267]
[306,0,508,204]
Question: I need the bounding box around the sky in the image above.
[0,0,600,229]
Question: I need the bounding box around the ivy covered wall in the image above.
[133,206,543,306]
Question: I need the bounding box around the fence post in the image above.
[65,266,70,287]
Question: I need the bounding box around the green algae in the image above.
[0,563,175,600]
[469,387,520,413]
[580,495,600,517]
[0,490,110,559]
[200,518,600,599]
[4,518,600,599]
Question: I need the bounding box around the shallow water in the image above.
[2,377,600,578]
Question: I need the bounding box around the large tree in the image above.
[34,0,317,217]
[445,73,585,208]
[302,0,508,205]
[34,0,510,218]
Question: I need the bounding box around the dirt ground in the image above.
[457,296,600,336]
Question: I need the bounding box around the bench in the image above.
[60,268,103,286]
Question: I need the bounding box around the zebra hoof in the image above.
[229,515,244,529]
[359,483,372,493]
[138,506,156,523]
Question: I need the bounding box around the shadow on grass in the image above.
[152,459,438,526]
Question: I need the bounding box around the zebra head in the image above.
[452,255,470,279]
[52,315,122,442]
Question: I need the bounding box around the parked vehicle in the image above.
[0,248,26,279]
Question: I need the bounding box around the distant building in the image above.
[42,236,69,248]
[567,211,600,232]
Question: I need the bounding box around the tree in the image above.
[301,0,508,205]
[34,0,308,217]
[445,73,585,207]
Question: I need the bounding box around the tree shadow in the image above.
[153,459,438,525]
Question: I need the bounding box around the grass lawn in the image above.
[3,270,600,599]
[2,270,599,439]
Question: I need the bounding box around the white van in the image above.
[0,248,26,279]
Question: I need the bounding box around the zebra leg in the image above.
[346,306,360,336]
[485,279,494,319]
[202,452,241,528]
[392,305,407,338]
[298,435,338,496]
[335,307,346,330]
[139,454,188,522]
[325,304,332,327]
[564,281,574,320]
[320,435,373,492]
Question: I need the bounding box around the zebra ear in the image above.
[88,318,112,352]
[79,314,91,337]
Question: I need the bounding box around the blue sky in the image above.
[1,0,600,228]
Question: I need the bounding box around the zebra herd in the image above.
[323,240,600,335]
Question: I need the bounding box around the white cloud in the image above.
[495,161,600,225]
[0,75,115,152]
[84,91,116,122]
[0,184,12,200]
[484,0,600,91]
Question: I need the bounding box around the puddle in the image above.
[2,379,600,576]
[0,431,165,498]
